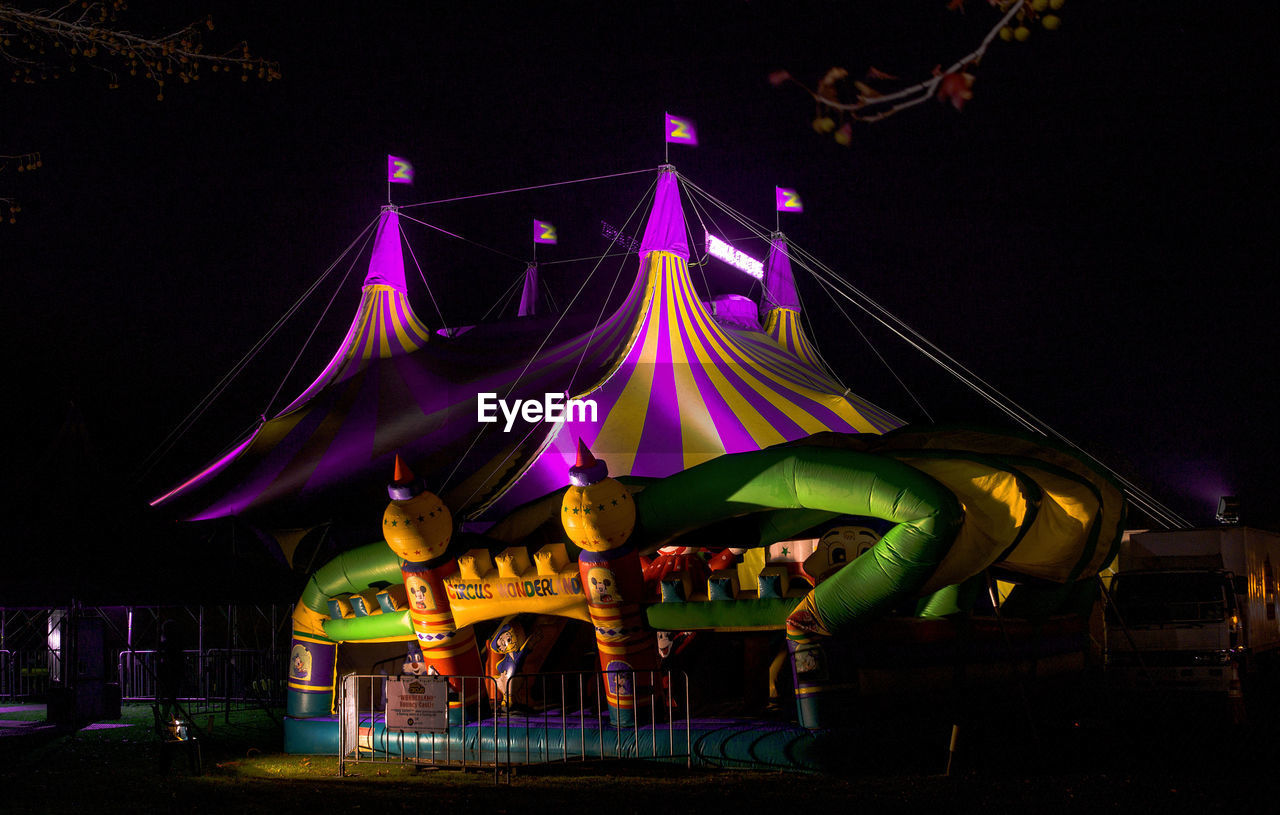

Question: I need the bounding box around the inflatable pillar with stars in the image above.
[383,456,482,701]
[561,440,658,723]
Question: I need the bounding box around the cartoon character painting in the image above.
[587,566,618,604]
[406,574,436,612]
[485,616,540,708]
[290,643,313,681]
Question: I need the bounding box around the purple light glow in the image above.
[149,432,255,507]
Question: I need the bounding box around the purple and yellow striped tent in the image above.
[485,168,899,514]
[154,167,900,528]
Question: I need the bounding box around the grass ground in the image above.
[2,697,1276,814]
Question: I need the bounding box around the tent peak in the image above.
[762,232,800,313]
[364,207,408,292]
[638,165,688,260]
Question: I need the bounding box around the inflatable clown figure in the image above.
[383,455,482,690]
[561,439,658,722]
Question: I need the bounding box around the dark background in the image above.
[3,1,1275,601]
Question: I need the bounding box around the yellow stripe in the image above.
[665,267,728,470]
[593,254,665,473]
[683,273,875,433]
[669,263,788,447]
[747,309,828,389]
[290,632,333,646]
[355,297,376,361]
[411,608,456,623]
[403,300,433,345]
[676,264,827,436]
[699,303,869,433]
[422,636,478,659]
[587,606,627,621]
[597,640,644,656]
[362,285,430,352]
[560,257,654,404]
[389,295,424,353]
[376,291,392,357]
[288,681,335,692]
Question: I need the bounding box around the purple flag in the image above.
[387,155,414,185]
[775,187,803,213]
[665,113,698,146]
[533,220,557,244]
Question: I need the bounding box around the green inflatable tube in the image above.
[323,610,413,641]
[632,445,964,634]
[298,447,962,639]
[301,541,401,614]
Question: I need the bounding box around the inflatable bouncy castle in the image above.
[155,166,1125,769]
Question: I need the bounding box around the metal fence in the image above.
[117,648,285,714]
[0,649,53,700]
[338,669,691,781]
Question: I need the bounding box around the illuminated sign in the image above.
[601,221,641,252]
[704,231,763,280]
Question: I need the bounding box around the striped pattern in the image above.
[763,307,824,371]
[156,169,902,526]
[488,249,901,512]
[281,284,433,414]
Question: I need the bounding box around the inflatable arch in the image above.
[285,426,1124,767]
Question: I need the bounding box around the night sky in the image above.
[4,0,1275,567]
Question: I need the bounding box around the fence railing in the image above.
[0,649,53,701]
[117,648,285,713]
[338,669,691,781]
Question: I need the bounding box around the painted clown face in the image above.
[803,525,881,585]
[587,566,618,604]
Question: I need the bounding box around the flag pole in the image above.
[664,111,669,164]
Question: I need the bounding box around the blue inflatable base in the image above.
[285,712,838,772]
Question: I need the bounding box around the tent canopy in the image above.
[153,168,899,530]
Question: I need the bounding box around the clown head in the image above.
[803,525,882,585]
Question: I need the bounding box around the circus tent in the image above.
[484,167,900,514]
[152,166,900,530]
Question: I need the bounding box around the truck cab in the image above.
[1104,568,1242,693]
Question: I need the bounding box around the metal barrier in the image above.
[0,649,53,700]
[117,648,285,712]
[337,669,691,781]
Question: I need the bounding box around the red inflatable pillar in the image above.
[561,440,658,724]
[383,456,482,704]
